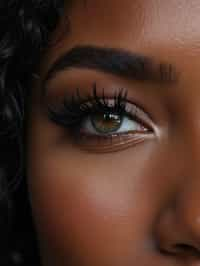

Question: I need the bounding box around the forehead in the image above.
[42,1,200,91]
[46,0,200,65]
[55,0,200,48]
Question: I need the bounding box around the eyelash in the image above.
[46,84,153,140]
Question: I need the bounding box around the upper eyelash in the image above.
[47,83,131,127]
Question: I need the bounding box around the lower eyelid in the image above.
[70,130,154,153]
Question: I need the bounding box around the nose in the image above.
[156,173,200,261]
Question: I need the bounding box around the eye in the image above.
[81,112,148,136]
[46,85,155,152]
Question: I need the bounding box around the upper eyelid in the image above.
[43,74,161,139]
[47,91,155,133]
[46,83,153,118]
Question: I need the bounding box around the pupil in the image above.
[91,113,122,133]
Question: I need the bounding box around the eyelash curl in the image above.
[46,83,152,137]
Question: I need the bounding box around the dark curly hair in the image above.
[0,1,71,265]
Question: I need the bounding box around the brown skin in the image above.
[26,0,200,265]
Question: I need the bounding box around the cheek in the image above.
[27,151,143,258]
[27,137,173,264]
[26,110,176,263]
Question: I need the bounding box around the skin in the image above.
[26,0,200,265]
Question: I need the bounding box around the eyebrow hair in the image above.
[44,45,178,87]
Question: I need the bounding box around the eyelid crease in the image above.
[46,83,155,133]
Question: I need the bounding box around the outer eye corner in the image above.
[46,86,156,152]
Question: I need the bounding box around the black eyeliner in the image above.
[46,83,129,127]
[46,83,154,136]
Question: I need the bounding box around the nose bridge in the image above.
[176,120,200,239]
[177,100,200,183]
[169,119,200,247]
[155,116,200,258]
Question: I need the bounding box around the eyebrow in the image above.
[44,45,178,87]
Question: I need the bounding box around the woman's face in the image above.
[27,1,200,265]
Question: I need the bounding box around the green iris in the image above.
[91,113,122,134]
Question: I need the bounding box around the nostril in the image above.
[174,244,195,252]
[155,205,200,260]
[158,243,200,258]
[172,244,200,258]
